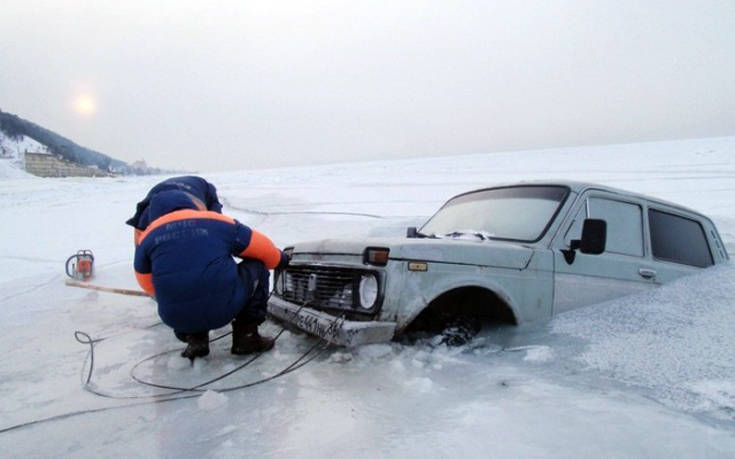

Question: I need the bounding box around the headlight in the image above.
[358,274,378,309]
[275,271,284,295]
[275,270,292,296]
[284,271,293,291]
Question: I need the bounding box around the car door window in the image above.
[648,209,713,267]
[588,198,644,257]
[564,197,643,257]
[563,205,586,247]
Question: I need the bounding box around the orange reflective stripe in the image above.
[134,228,143,245]
[135,271,155,297]
[138,209,235,244]
[239,230,281,269]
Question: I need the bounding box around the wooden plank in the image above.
[65,279,149,297]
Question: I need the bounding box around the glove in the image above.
[276,251,290,271]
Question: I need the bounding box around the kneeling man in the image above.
[133,188,287,360]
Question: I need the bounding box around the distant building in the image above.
[24,151,113,177]
[131,159,148,170]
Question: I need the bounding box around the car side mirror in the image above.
[406,226,418,238]
[579,218,606,254]
[562,218,607,264]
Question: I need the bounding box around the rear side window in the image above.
[648,209,713,267]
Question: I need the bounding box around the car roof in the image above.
[461,180,707,218]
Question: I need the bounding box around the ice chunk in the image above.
[356,343,393,359]
[688,380,735,414]
[389,359,406,372]
[329,351,353,363]
[197,390,228,411]
[523,346,554,363]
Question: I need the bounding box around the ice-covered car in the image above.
[268,182,729,346]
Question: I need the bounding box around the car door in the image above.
[551,191,656,314]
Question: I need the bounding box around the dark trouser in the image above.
[234,258,270,325]
[174,259,270,342]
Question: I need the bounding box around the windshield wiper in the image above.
[442,231,487,241]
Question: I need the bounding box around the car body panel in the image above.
[293,237,535,270]
[268,295,396,346]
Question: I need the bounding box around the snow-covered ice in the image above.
[553,263,735,418]
[1,137,735,457]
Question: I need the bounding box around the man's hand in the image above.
[276,251,290,271]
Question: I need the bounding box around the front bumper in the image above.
[268,296,396,347]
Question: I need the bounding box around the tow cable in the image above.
[74,296,346,397]
[78,305,343,397]
[1,297,345,435]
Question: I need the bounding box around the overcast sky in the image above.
[1,1,734,172]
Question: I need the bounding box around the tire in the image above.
[440,315,481,346]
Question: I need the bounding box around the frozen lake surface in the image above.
[1,137,734,457]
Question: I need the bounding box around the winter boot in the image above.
[181,332,210,361]
[231,320,275,355]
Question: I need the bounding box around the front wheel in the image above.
[440,315,481,346]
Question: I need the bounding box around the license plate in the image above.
[295,312,341,341]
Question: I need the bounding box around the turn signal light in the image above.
[364,247,390,266]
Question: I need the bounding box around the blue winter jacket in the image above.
[134,190,282,333]
[126,176,223,231]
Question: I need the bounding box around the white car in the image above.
[268,182,729,346]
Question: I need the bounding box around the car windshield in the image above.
[420,186,569,242]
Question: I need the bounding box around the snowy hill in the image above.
[0,131,39,178]
[0,109,136,174]
[0,129,48,158]
[1,136,734,457]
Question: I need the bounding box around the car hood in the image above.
[291,237,534,270]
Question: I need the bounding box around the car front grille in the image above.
[277,264,380,316]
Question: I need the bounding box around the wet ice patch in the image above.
[198,390,228,411]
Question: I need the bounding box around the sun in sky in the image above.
[72,94,97,116]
